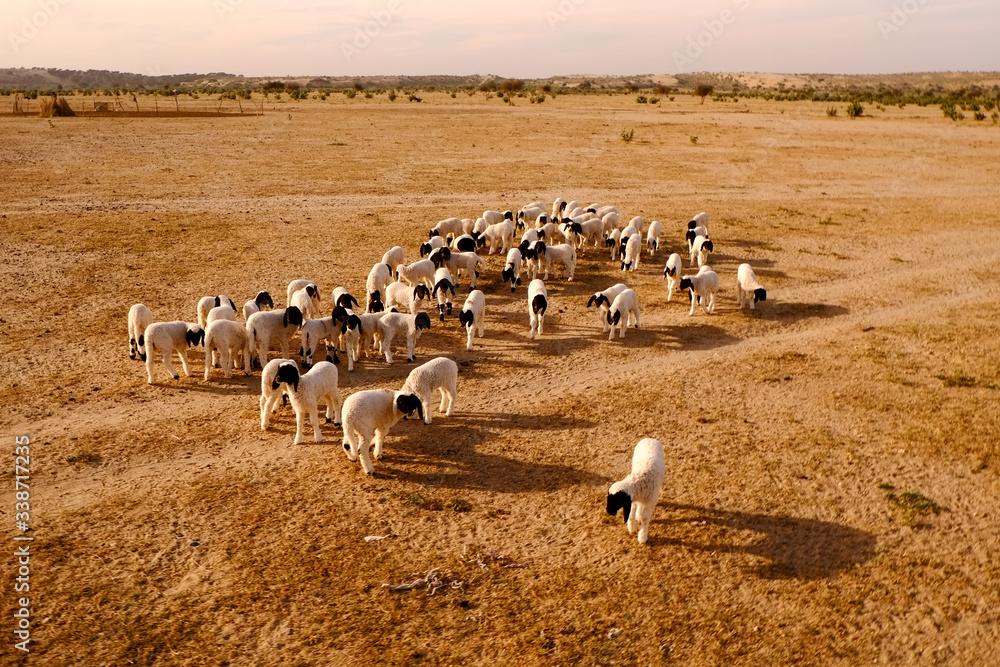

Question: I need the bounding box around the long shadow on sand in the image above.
[651,502,876,580]
[759,302,849,323]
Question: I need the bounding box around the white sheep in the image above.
[460,218,478,235]
[196,295,236,328]
[397,258,436,290]
[517,206,546,227]
[384,282,430,315]
[143,321,205,384]
[419,235,447,257]
[341,389,424,475]
[538,241,576,281]
[472,217,489,235]
[628,216,645,235]
[352,311,389,363]
[272,361,343,444]
[520,228,540,246]
[203,319,251,379]
[286,281,320,309]
[206,303,237,324]
[587,283,628,334]
[427,246,452,271]
[381,246,406,277]
[621,233,642,272]
[502,248,522,293]
[484,220,515,255]
[299,316,336,369]
[536,220,562,244]
[449,233,484,253]
[127,303,154,361]
[246,306,304,366]
[331,286,361,312]
[366,263,393,313]
[646,220,662,256]
[482,209,513,226]
[606,289,641,340]
[400,357,458,425]
[602,211,620,235]
[432,267,456,321]
[337,311,368,372]
[528,279,548,339]
[607,228,622,261]
[688,211,709,236]
[576,217,606,251]
[375,311,432,364]
[459,289,486,350]
[691,235,714,268]
[686,226,708,253]
[289,286,322,320]
[680,266,719,316]
[429,217,464,241]
[242,291,274,320]
[445,251,486,290]
[736,263,767,310]
[259,358,295,430]
[606,438,665,545]
[551,198,567,220]
[662,253,683,301]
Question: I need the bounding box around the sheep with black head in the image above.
[606,438,665,545]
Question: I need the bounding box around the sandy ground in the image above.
[1,91,999,666]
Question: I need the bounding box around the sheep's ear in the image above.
[214,296,221,307]
[612,311,621,325]
[756,288,767,303]
[587,295,596,308]
[607,491,632,523]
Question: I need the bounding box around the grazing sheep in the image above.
[628,216,645,235]
[206,303,237,324]
[686,226,708,253]
[602,211,621,235]
[551,198,567,220]
[445,251,486,290]
[680,266,719,316]
[606,289,641,340]
[331,287,360,312]
[384,282,430,315]
[520,228,540,246]
[286,281,320,309]
[606,438,665,545]
[337,311,367,372]
[366,263,393,313]
[429,217,464,241]
[419,235,447,258]
[646,220,662,256]
[128,303,154,361]
[459,289,486,350]
[432,267,457,321]
[528,279,548,339]
[203,319,251,379]
[427,246,452,270]
[299,316,336,369]
[538,241,577,281]
[736,263,767,310]
[484,220,515,255]
[397,259,436,290]
[259,359,296,430]
[401,357,458,424]
[536,220,562,244]
[460,218,478,235]
[273,361,343,444]
[502,248,523,293]
[688,211,709,236]
[559,219,582,248]
[144,321,204,384]
[197,295,237,328]
[621,233,642,272]
[246,306,304,366]
[587,283,628,333]
[607,228,622,261]
[375,311,432,364]
[483,210,513,226]
[472,217,489,235]
[662,253,684,301]
[341,389,424,475]
[381,246,406,277]
[577,217,607,251]
[450,233,484,253]
[242,291,274,320]
[352,311,389,363]
[691,235,714,268]
[289,285,323,320]
[517,206,546,228]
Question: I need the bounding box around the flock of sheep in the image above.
[125,197,768,545]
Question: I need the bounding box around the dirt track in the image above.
[2,92,999,666]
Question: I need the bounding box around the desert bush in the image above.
[620,128,634,144]
[690,135,699,144]
[635,94,648,104]
[365,91,374,99]
[500,79,524,94]
[344,89,356,99]
[408,93,422,102]
[974,111,986,121]
[263,80,284,91]
[648,97,659,104]
[936,370,976,387]
[695,84,714,104]
[941,102,964,120]
[826,106,838,117]
[992,111,999,124]
[387,90,397,101]
[846,100,864,118]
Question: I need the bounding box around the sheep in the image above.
[143,321,204,384]
[686,225,708,254]
[384,282,430,315]
[690,235,714,268]
[536,220,562,244]
[337,311,367,372]
[206,303,237,324]
[521,241,541,281]
[381,246,406,277]
[432,267,456,321]
[595,205,620,219]
[400,357,458,424]
[520,228,540,245]
[472,217,489,235]
[299,316,336,369]
[429,217,464,241]
[197,295,237,328]
[331,287,360,312]
[688,211,709,236]
[484,220,515,255]
[419,235,447,258]
[680,265,719,316]
[286,281,320,309]
[528,279,548,339]
[587,283,628,333]
[601,211,620,235]
[444,251,486,290]
[483,209,513,226]
[536,241,577,281]
[246,306,304,366]
[736,263,767,311]
[628,216,645,235]
[460,218,478,235]
[662,253,684,301]
[558,219,582,248]
[341,389,424,475]
[606,289,641,340]
[449,232,484,253]
[606,438,665,545]
[259,359,296,430]
[459,289,486,350]
[366,263,393,313]
[607,228,622,261]
[375,311,432,363]
[397,258,436,290]
[127,303,154,361]
[272,361,343,444]
[502,248,522,293]
[203,319,251,379]
[576,217,607,251]
[242,291,274,320]
[352,311,389,362]
[427,246,452,270]
[551,198,567,220]
[289,285,323,320]
[621,233,642,272]
[517,206,546,228]
[646,220,662,256]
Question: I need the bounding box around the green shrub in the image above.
[826,106,838,117]
[636,94,648,104]
[846,100,864,118]
[620,128,634,143]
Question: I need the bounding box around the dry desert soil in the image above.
[1,91,999,666]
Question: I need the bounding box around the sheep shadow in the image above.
[660,323,743,351]
[759,302,849,323]
[650,502,876,580]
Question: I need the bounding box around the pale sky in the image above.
[3,0,997,78]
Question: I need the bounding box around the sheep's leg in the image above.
[626,504,638,535]
[293,404,307,445]
[707,291,715,314]
[177,347,192,377]
[309,403,323,443]
[637,502,654,545]
[372,428,385,460]
[406,335,416,363]
[162,348,180,380]
[443,385,455,416]
[260,392,273,430]
[257,336,269,367]
[145,347,158,384]
[619,321,626,339]
[203,346,213,380]
[466,325,474,351]
[327,389,342,427]
[537,313,544,336]
[221,346,233,378]
[688,291,696,317]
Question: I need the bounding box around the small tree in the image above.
[695,84,714,104]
